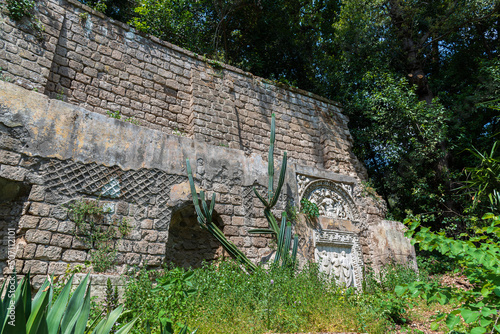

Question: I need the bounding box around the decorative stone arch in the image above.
[299,178,360,222]
[164,202,224,269]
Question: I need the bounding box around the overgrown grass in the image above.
[120,260,431,334]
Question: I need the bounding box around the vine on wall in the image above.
[4,0,44,37]
[68,198,131,272]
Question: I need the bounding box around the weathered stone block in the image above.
[21,243,37,259]
[57,221,76,234]
[126,230,141,240]
[232,217,245,226]
[157,231,168,243]
[142,230,158,242]
[124,253,142,265]
[252,237,267,248]
[62,249,87,262]
[223,225,239,236]
[23,260,48,274]
[72,237,90,250]
[28,202,51,217]
[50,206,69,220]
[38,218,59,231]
[0,149,21,165]
[50,233,73,248]
[132,241,149,254]
[28,185,45,201]
[48,262,70,275]
[18,215,40,230]
[148,243,165,255]
[25,229,52,245]
[0,165,27,181]
[144,255,163,266]
[140,219,153,229]
[35,245,62,260]
[232,237,244,247]
[116,239,133,252]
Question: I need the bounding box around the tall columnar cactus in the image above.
[274,213,299,269]
[186,113,298,271]
[249,113,299,268]
[250,114,287,235]
[186,159,257,272]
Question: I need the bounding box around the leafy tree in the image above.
[128,0,216,55]
[79,0,137,22]
[320,0,500,228]
[126,0,338,90]
[80,0,500,230]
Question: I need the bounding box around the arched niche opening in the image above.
[0,177,32,275]
[164,203,224,269]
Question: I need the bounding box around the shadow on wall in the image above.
[0,177,32,276]
[164,202,224,269]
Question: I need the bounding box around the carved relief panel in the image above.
[314,230,363,289]
[297,174,358,222]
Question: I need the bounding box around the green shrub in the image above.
[357,262,428,325]
[122,260,393,333]
[5,0,44,36]
[396,213,500,333]
[67,198,130,272]
[123,266,196,333]
[5,0,34,21]
[364,262,428,293]
[416,250,460,276]
[300,198,320,219]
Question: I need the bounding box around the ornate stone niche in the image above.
[297,174,359,222]
[314,230,363,289]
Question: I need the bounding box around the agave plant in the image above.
[0,272,137,334]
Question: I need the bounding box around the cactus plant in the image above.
[185,113,298,271]
[250,114,287,235]
[274,213,299,268]
[249,114,299,268]
[186,159,257,272]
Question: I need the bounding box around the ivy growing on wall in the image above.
[4,0,44,37]
[5,0,34,21]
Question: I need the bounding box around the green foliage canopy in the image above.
[80,0,500,228]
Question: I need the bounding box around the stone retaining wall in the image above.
[0,0,416,288]
[0,0,366,175]
[0,81,393,287]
